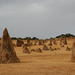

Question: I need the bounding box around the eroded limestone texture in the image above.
[71,40,75,62]
[0,28,20,63]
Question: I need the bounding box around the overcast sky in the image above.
[0,0,75,39]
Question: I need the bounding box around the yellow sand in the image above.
[0,39,75,75]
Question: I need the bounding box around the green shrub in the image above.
[50,47,51,49]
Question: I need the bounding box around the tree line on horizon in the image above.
[55,33,75,38]
[0,33,75,40]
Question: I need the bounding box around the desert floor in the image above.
[0,39,75,75]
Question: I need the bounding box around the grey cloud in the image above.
[0,0,75,39]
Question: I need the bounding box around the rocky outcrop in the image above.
[71,40,75,62]
[16,38,24,47]
[0,28,20,64]
[42,45,49,50]
[23,46,30,54]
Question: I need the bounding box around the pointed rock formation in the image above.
[36,48,42,53]
[66,47,70,51]
[0,28,20,63]
[71,40,75,62]
[38,40,43,45]
[27,38,31,46]
[23,46,30,54]
[34,40,37,45]
[63,36,67,45]
[53,39,57,45]
[42,45,49,50]
[16,38,24,47]
[49,39,52,46]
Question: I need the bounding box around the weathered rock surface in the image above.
[71,40,75,62]
[49,39,52,46]
[0,28,20,63]
[27,38,31,46]
[36,48,42,53]
[66,47,70,51]
[42,45,49,50]
[38,40,43,45]
[23,46,30,54]
[16,38,24,47]
[30,49,36,52]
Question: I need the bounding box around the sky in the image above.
[0,0,75,39]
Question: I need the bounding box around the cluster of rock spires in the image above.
[0,28,20,64]
[23,46,42,53]
[0,28,75,63]
[60,36,67,45]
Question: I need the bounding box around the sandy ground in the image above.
[0,39,75,75]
